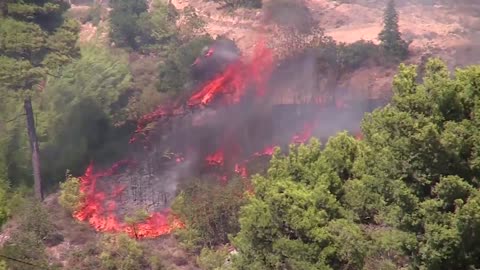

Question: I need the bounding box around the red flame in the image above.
[188,40,274,107]
[234,163,248,178]
[254,145,276,156]
[291,123,313,144]
[74,36,368,239]
[206,149,225,166]
[74,162,184,239]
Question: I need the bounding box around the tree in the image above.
[157,34,214,93]
[109,0,148,50]
[231,59,480,269]
[39,45,132,184]
[0,0,79,200]
[232,139,368,269]
[378,0,409,60]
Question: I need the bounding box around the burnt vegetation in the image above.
[2,0,480,270]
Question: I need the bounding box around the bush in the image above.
[207,0,262,9]
[0,179,9,226]
[0,231,49,270]
[171,178,247,249]
[99,233,145,270]
[16,199,54,240]
[197,247,230,270]
[338,40,382,71]
[59,171,83,214]
[157,34,214,93]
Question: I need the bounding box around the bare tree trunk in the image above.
[24,97,43,200]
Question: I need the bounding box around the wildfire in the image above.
[74,162,184,239]
[234,163,248,178]
[291,123,313,144]
[254,145,277,156]
[206,149,225,166]
[74,36,374,240]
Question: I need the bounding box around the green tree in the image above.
[109,0,148,50]
[136,0,179,54]
[157,34,213,93]
[231,58,480,269]
[39,45,132,184]
[0,0,79,200]
[378,0,409,60]
[172,177,246,251]
[232,140,368,270]
[99,234,145,270]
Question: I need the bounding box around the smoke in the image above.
[74,37,385,238]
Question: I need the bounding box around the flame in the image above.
[254,145,276,156]
[73,162,184,239]
[188,40,274,107]
[291,123,313,144]
[206,149,225,166]
[74,36,372,239]
[234,163,248,178]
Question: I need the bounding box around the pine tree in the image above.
[0,0,79,200]
[378,0,409,60]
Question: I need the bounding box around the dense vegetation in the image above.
[171,59,480,270]
[2,0,480,269]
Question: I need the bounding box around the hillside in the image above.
[2,0,480,269]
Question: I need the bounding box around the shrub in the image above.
[171,178,246,248]
[99,233,145,270]
[338,40,382,71]
[0,231,49,270]
[208,0,262,9]
[197,247,230,270]
[59,171,83,214]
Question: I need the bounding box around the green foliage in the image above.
[109,0,148,49]
[0,180,9,226]
[59,171,82,214]
[0,198,55,270]
[197,247,231,270]
[0,2,79,91]
[232,139,368,269]
[172,177,247,251]
[99,233,145,270]
[0,0,79,197]
[110,0,178,52]
[136,0,179,54]
[157,34,214,93]
[378,0,409,60]
[0,231,49,270]
[231,58,480,269]
[207,0,261,9]
[39,44,133,184]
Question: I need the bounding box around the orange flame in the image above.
[74,162,184,239]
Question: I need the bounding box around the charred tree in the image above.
[24,97,43,200]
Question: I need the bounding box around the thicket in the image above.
[229,58,480,269]
[172,178,247,253]
[207,0,262,9]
